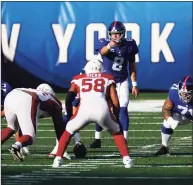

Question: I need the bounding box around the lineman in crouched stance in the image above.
[155,76,193,156]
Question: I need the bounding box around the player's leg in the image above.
[53,105,88,168]
[154,113,191,156]
[98,107,133,168]
[10,93,37,161]
[154,119,172,156]
[117,79,129,140]
[49,113,71,159]
[15,127,30,156]
[2,91,18,145]
[89,123,102,148]
[1,110,17,144]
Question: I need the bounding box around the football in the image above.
[73,142,87,158]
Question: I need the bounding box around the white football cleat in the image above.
[63,151,71,160]
[123,156,133,168]
[49,145,71,160]
[52,156,63,168]
[48,145,58,158]
[21,147,30,156]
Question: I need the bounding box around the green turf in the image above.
[1,112,193,185]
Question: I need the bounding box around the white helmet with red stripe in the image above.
[37,83,55,95]
[84,59,104,74]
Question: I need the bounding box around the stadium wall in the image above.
[1,2,192,91]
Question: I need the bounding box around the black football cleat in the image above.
[9,144,23,161]
[89,139,101,148]
[154,146,170,156]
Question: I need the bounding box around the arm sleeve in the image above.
[51,106,66,140]
[65,91,76,120]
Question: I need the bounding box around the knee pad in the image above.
[161,125,173,135]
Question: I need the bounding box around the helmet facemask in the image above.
[178,83,193,103]
[108,30,125,43]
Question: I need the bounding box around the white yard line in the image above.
[3,136,192,140]
[2,164,192,168]
[2,145,192,148]
[1,122,164,126]
[1,153,192,157]
[24,129,191,132]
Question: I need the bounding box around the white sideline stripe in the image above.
[35,129,191,132]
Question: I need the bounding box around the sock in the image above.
[96,124,103,132]
[123,131,128,140]
[120,107,129,131]
[15,141,22,148]
[56,139,59,146]
[95,131,101,140]
[56,130,72,157]
[1,127,15,144]
[161,125,173,147]
[63,114,68,126]
[74,132,80,144]
[17,135,33,147]
[113,133,129,157]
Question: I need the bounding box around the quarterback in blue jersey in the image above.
[89,21,139,148]
[154,76,193,156]
[1,80,12,117]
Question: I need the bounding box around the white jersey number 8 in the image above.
[112,56,124,71]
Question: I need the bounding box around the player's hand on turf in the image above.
[132,86,139,99]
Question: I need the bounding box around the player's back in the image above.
[17,88,62,112]
[72,73,115,104]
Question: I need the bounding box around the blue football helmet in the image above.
[178,76,193,103]
[108,21,126,43]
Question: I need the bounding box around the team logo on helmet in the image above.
[37,83,55,95]
[178,76,193,103]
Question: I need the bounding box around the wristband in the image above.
[132,81,138,87]
[107,44,111,50]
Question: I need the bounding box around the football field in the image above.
[1,93,193,185]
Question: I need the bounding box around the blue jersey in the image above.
[95,38,139,83]
[168,83,193,121]
[1,81,12,106]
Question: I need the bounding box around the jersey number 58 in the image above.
[82,79,105,92]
